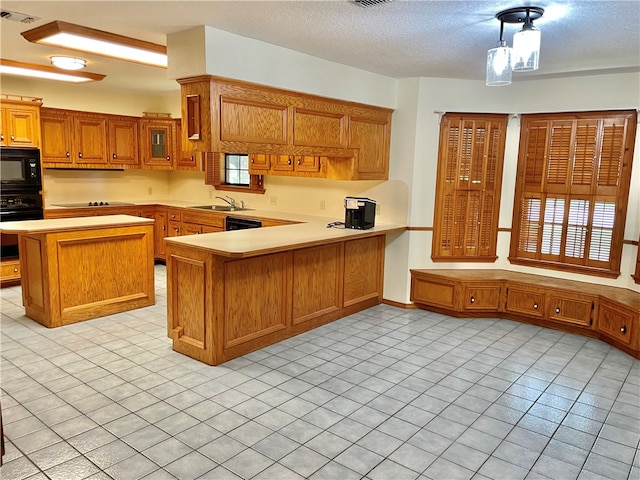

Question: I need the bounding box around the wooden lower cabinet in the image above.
[410,269,639,358]
[167,234,386,365]
[0,259,20,286]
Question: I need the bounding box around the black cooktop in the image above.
[52,202,136,207]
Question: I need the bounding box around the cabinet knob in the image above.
[0,134,3,141]
[78,152,83,158]
[470,296,475,304]
[166,156,171,161]
[162,225,166,231]
[288,157,292,165]
[13,268,18,272]
[533,303,539,310]
[10,135,14,140]
[297,158,301,165]
[555,307,561,314]
[66,152,70,157]
[621,326,627,334]
[112,154,117,159]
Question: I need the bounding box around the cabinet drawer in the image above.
[598,301,637,347]
[506,286,545,318]
[0,260,20,281]
[182,212,225,229]
[462,283,502,311]
[411,275,456,309]
[549,292,595,328]
[168,210,182,221]
[168,220,181,236]
[182,223,202,236]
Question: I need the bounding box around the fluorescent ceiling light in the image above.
[50,56,86,70]
[21,20,167,68]
[0,59,105,83]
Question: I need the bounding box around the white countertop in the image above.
[0,215,154,234]
[165,221,405,258]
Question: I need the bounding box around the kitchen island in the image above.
[165,221,405,365]
[0,215,155,328]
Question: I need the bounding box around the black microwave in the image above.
[0,147,42,189]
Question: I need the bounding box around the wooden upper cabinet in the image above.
[293,108,346,148]
[432,113,508,261]
[0,98,41,148]
[140,118,176,170]
[41,108,138,169]
[177,75,393,181]
[174,119,199,170]
[108,116,139,166]
[73,113,108,165]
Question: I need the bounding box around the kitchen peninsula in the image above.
[0,215,155,328]
[164,220,404,365]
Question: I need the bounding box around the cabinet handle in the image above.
[533,303,539,310]
[162,225,166,231]
[621,326,627,334]
[166,156,171,161]
[13,268,18,272]
[0,134,3,141]
[10,135,14,140]
[297,158,301,166]
[66,152,70,157]
[288,157,292,165]
[470,296,475,304]
[78,152,83,158]
[112,154,117,159]
[555,307,561,314]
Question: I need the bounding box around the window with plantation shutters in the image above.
[432,113,507,261]
[510,110,637,277]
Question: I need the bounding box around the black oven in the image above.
[0,192,43,259]
[1,147,42,189]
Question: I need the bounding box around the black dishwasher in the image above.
[225,216,262,230]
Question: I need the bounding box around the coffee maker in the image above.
[344,197,376,230]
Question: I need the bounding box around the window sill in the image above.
[215,184,265,195]
[431,256,498,263]
[507,257,621,279]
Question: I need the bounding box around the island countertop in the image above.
[0,215,154,234]
[164,220,405,258]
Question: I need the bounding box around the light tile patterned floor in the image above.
[1,265,639,480]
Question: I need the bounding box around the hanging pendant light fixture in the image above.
[486,6,544,86]
[486,21,512,86]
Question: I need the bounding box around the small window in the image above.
[224,154,250,186]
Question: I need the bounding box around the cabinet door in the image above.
[141,120,175,169]
[549,291,595,328]
[272,155,294,172]
[411,274,457,310]
[294,155,321,173]
[175,120,199,170]
[219,96,288,144]
[248,153,271,173]
[41,111,74,164]
[293,108,345,148]
[168,220,181,237]
[462,283,502,311]
[598,300,637,347]
[506,285,545,318]
[349,117,390,180]
[0,259,21,285]
[108,117,139,166]
[182,223,202,236]
[155,210,167,259]
[74,115,108,165]
[4,105,40,147]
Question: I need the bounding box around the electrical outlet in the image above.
[147,186,153,196]
[270,196,278,206]
[320,200,326,210]
[376,203,381,216]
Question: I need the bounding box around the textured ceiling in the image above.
[1,0,639,94]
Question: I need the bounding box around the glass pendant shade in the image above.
[512,25,541,71]
[486,41,512,86]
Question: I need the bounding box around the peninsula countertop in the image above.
[164,220,405,258]
[0,215,154,234]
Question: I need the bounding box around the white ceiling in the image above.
[1,0,639,95]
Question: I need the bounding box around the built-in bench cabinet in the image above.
[410,269,640,358]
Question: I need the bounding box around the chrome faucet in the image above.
[216,196,236,208]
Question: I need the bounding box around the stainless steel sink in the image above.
[190,205,251,212]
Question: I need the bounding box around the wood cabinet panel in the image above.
[462,283,503,311]
[41,110,73,164]
[223,253,290,348]
[548,292,595,327]
[293,109,345,148]
[1,104,41,147]
[349,117,390,180]
[108,116,139,166]
[343,236,384,307]
[292,244,342,325]
[74,114,108,165]
[506,286,545,318]
[169,255,207,350]
[140,118,175,169]
[598,300,637,347]
[220,97,288,145]
[411,276,457,310]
